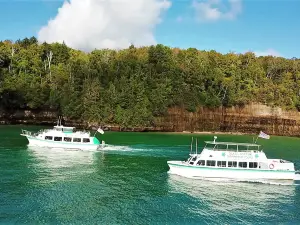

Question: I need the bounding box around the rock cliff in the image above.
[155,103,300,136]
[1,103,300,136]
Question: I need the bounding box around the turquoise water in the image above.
[1,125,300,224]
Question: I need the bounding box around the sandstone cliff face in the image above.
[1,103,300,136]
[155,103,300,136]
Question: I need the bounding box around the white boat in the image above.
[21,119,105,151]
[167,137,297,181]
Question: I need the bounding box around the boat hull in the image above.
[167,161,296,180]
[24,136,102,151]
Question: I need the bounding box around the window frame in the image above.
[64,137,72,142]
[228,161,237,167]
[82,138,90,143]
[73,138,81,143]
[54,137,62,142]
[206,160,216,167]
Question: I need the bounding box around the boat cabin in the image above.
[53,125,75,133]
[44,135,92,143]
[186,141,293,171]
[204,141,261,152]
[35,125,95,144]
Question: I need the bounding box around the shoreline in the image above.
[2,102,300,138]
[1,119,300,138]
[2,122,300,139]
[181,131,246,135]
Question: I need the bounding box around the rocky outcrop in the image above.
[1,103,300,136]
[0,108,58,126]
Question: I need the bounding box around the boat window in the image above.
[237,145,248,151]
[238,162,247,168]
[64,137,72,142]
[227,145,238,151]
[196,160,206,166]
[189,156,197,165]
[63,128,73,133]
[73,138,81,142]
[228,161,237,167]
[249,162,258,168]
[248,146,260,151]
[207,160,216,167]
[217,161,226,167]
[54,137,62,141]
[216,145,227,151]
[83,138,90,143]
[45,136,52,140]
[205,144,215,150]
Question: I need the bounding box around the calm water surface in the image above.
[1,125,300,224]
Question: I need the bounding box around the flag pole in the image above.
[254,131,261,143]
[254,135,259,144]
[94,130,98,137]
[190,137,193,154]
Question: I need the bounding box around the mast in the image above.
[196,138,198,155]
[190,137,193,154]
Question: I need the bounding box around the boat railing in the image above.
[279,159,292,163]
[75,131,91,135]
[204,147,260,153]
[33,129,48,135]
[21,130,34,136]
[22,129,52,136]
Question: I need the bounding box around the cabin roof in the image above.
[204,141,261,147]
[54,125,75,129]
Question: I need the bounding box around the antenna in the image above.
[57,116,62,126]
[196,138,198,155]
[190,137,193,154]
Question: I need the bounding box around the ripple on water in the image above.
[167,174,300,224]
[1,129,300,224]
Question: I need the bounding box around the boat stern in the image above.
[93,137,100,145]
[93,137,106,150]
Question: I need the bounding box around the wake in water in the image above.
[99,144,183,158]
[100,144,134,152]
[168,173,300,186]
[27,144,135,152]
[26,143,172,155]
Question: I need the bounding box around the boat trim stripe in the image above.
[168,162,295,173]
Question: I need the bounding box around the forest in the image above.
[0,37,300,127]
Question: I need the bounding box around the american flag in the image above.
[258,131,270,139]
